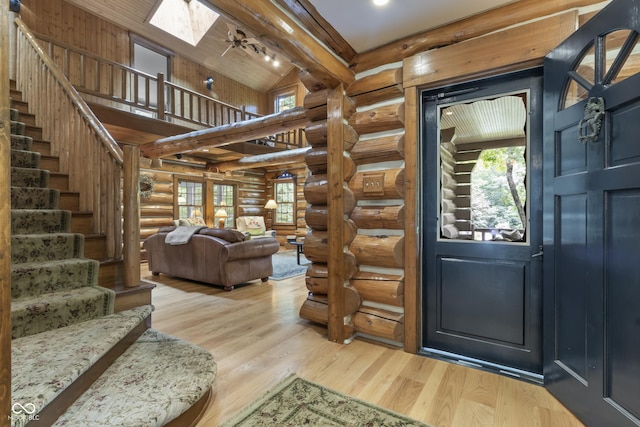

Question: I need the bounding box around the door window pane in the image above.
[439,94,528,242]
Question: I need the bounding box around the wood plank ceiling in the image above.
[63,0,297,92]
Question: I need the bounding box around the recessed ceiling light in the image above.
[373,0,389,6]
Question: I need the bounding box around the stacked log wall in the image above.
[345,65,406,344]
[299,86,361,340]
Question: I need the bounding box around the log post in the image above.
[122,145,141,288]
[327,84,346,343]
[1,4,12,420]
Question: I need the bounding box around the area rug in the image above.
[270,250,308,281]
[220,374,432,427]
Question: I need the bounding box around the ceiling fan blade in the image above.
[244,37,261,46]
[226,22,237,36]
[221,44,233,57]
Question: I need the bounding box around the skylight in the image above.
[149,0,219,46]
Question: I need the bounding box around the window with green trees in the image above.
[274,178,295,225]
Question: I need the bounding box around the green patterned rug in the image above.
[221,374,432,427]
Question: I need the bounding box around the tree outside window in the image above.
[213,184,235,227]
[274,177,295,225]
[177,180,204,218]
[275,93,296,113]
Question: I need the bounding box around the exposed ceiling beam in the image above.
[212,147,310,171]
[201,0,354,87]
[350,0,605,73]
[140,107,308,158]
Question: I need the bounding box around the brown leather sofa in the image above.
[143,226,280,291]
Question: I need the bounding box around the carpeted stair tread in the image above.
[11,186,60,209]
[11,120,25,135]
[11,306,153,427]
[10,167,49,188]
[11,285,116,339]
[10,107,19,121]
[10,149,40,169]
[10,134,33,151]
[11,209,71,234]
[52,329,217,427]
[11,233,84,264]
[11,258,99,299]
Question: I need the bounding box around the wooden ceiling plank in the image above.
[272,0,357,62]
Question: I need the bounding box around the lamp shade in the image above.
[214,208,228,218]
[264,199,278,210]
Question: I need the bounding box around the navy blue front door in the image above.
[543,1,640,425]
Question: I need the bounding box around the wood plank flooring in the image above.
[143,263,585,427]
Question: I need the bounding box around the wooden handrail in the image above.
[15,18,123,164]
[15,18,124,263]
[31,30,306,148]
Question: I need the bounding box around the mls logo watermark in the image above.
[8,402,40,421]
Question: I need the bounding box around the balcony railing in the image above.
[33,33,305,149]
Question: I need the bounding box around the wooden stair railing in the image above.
[14,18,140,288]
[31,32,306,149]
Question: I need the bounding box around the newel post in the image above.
[156,72,165,121]
[122,144,141,288]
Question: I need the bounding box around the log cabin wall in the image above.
[295,0,607,350]
[346,66,406,345]
[19,0,267,113]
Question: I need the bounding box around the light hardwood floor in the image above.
[143,263,585,427]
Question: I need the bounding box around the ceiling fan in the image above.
[222,23,263,57]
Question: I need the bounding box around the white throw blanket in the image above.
[165,226,205,245]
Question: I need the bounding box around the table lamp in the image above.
[264,199,277,227]
[214,208,228,229]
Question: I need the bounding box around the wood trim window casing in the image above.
[274,178,296,225]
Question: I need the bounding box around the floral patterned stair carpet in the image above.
[9,100,216,426]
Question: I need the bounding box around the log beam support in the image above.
[122,145,141,288]
[140,107,308,159]
[327,85,346,343]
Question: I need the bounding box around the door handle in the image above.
[531,245,543,259]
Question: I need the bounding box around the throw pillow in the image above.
[244,216,264,235]
[178,217,207,227]
[190,216,207,226]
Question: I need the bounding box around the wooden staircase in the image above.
[9,81,215,426]
[10,81,153,310]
